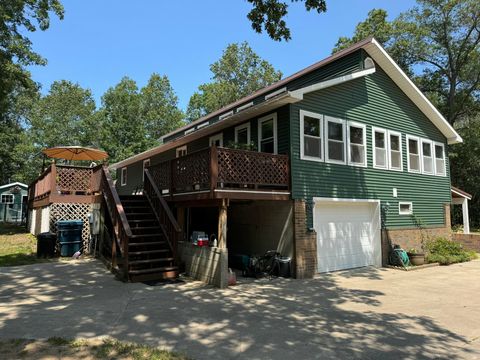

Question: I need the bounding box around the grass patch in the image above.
[0,338,190,360]
[0,223,48,267]
[426,237,478,265]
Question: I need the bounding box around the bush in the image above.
[425,237,478,265]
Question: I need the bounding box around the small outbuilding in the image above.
[0,182,28,223]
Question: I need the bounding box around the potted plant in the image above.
[407,248,425,266]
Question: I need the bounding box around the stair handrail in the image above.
[98,165,131,278]
[144,168,181,260]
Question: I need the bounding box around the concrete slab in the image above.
[0,258,479,359]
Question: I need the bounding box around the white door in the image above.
[314,200,381,273]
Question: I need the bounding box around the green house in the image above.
[109,38,463,284]
[0,182,28,224]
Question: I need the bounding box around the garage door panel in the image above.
[314,201,381,273]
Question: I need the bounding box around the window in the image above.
[373,127,387,169]
[258,113,277,154]
[435,142,446,176]
[142,159,150,181]
[300,110,323,161]
[235,123,251,145]
[176,145,187,158]
[209,133,223,147]
[1,194,13,204]
[347,122,366,166]
[407,136,421,173]
[121,168,127,186]
[398,202,413,215]
[388,131,402,171]
[325,116,346,164]
[421,140,433,174]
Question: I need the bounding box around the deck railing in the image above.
[149,147,290,196]
[29,163,103,205]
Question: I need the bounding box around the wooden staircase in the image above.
[121,195,178,282]
[99,165,181,283]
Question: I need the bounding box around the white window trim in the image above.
[406,135,422,173]
[372,127,388,169]
[1,194,14,204]
[176,145,187,158]
[234,122,251,144]
[325,116,346,165]
[421,139,434,175]
[388,130,403,172]
[258,113,278,154]
[347,121,367,167]
[434,142,446,177]
[209,133,223,147]
[398,201,413,215]
[121,167,127,186]
[300,110,324,162]
[142,159,151,182]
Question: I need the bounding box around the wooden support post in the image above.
[210,146,218,198]
[177,207,185,241]
[218,198,228,249]
[50,163,57,195]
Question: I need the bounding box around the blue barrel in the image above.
[57,220,83,257]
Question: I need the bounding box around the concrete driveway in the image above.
[0,259,479,360]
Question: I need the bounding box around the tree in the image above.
[186,42,282,121]
[28,80,97,150]
[246,0,327,41]
[140,73,184,141]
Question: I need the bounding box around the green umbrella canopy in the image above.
[42,146,108,161]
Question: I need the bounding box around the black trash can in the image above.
[37,232,57,258]
[57,220,83,257]
[277,256,291,278]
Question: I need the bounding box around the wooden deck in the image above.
[148,147,291,201]
[29,164,103,208]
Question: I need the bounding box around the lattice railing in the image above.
[172,148,211,193]
[149,161,171,193]
[56,166,93,193]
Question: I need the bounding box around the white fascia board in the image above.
[0,182,28,190]
[451,188,472,200]
[290,68,376,99]
[364,38,462,145]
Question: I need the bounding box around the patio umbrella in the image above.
[42,146,108,161]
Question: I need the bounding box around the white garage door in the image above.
[314,200,381,273]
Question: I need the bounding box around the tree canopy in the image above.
[186,42,282,121]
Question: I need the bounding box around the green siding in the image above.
[290,65,451,229]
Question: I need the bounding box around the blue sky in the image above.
[27,0,417,110]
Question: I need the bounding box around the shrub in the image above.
[425,237,478,265]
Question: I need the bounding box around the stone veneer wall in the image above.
[293,200,317,279]
[381,204,452,265]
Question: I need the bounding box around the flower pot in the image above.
[408,253,425,266]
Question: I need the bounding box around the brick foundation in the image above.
[293,200,317,279]
[452,233,480,252]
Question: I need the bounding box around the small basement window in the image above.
[1,194,14,204]
[121,167,127,186]
[398,202,413,215]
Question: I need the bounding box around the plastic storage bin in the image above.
[57,220,83,257]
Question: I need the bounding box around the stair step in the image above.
[129,241,166,246]
[129,257,174,265]
[121,199,148,203]
[120,195,146,200]
[131,226,161,231]
[129,270,178,283]
[129,266,178,275]
[128,219,157,223]
[126,212,154,217]
[124,206,151,210]
[130,233,163,239]
[129,249,169,256]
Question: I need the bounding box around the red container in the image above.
[197,239,209,246]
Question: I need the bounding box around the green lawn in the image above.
[0,223,48,267]
[0,338,190,360]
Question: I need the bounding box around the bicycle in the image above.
[246,250,281,279]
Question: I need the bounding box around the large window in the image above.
[121,167,127,186]
[209,133,223,147]
[373,127,387,169]
[325,116,346,164]
[421,140,433,174]
[300,110,323,161]
[407,136,421,173]
[1,194,14,204]
[258,113,277,154]
[347,122,366,166]
[388,131,402,171]
[234,123,251,145]
[435,142,446,176]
